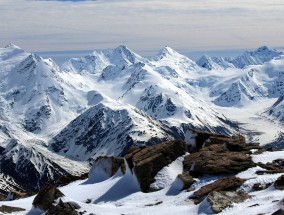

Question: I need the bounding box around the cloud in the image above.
[0,0,283,55]
[33,0,97,2]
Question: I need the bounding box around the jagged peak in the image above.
[256,45,270,52]
[157,46,179,57]
[197,54,211,62]
[243,45,281,56]
[27,53,43,62]
[114,44,131,53]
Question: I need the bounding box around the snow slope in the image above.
[2,151,284,215]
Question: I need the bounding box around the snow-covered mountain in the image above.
[62,45,146,74]
[1,138,89,191]
[197,46,283,70]
[210,54,284,107]
[49,98,181,160]
[266,95,284,123]
[1,43,284,196]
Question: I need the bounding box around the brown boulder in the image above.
[125,140,187,192]
[193,176,245,200]
[32,183,64,211]
[177,172,195,190]
[183,144,255,176]
[188,129,228,151]
[208,191,249,213]
[275,175,284,190]
[46,199,80,215]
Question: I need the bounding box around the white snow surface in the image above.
[2,151,284,215]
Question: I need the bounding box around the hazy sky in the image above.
[0,0,283,61]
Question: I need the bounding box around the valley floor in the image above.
[216,98,284,145]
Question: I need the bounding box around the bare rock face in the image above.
[32,183,64,211]
[46,199,80,215]
[193,176,245,200]
[275,175,284,190]
[208,191,249,213]
[183,144,255,176]
[125,140,187,192]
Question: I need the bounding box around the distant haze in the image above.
[1,0,283,62]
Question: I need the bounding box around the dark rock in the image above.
[177,172,195,190]
[184,145,255,176]
[55,173,89,187]
[188,129,262,153]
[274,159,284,166]
[252,183,272,191]
[272,209,284,215]
[189,129,228,151]
[256,162,284,175]
[275,175,284,190]
[0,205,25,213]
[208,191,250,213]
[125,140,187,192]
[46,199,80,215]
[32,183,64,211]
[193,176,245,200]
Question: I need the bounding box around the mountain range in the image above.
[0,43,284,195]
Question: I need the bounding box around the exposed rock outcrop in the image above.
[193,176,245,200]
[208,191,249,213]
[125,140,187,192]
[274,175,284,190]
[32,183,64,211]
[46,199,80,215]
[187,129,262,153]
[177,172,195,190]
[252,182,272,191]
[256,161,284,175]
[183,145,255,176]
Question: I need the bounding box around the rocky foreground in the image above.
[1,129,284,214]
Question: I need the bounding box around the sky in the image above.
[0,0,284,64]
